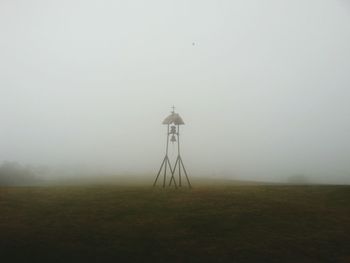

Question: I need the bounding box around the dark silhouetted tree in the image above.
[0,161,39,186]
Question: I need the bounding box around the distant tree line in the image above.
[0,161,40,186]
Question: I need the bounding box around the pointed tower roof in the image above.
[162,112,185,125]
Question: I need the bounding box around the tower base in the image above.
[153,155,191,188]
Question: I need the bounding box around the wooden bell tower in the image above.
[153,107,192,188]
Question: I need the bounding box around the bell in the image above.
[170,125,177,134]
[170,135,177,143]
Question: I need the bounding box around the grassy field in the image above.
[0,185,349,262]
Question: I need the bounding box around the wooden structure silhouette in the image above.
[153,107,192,188]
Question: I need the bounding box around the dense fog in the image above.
[1,0,350,184]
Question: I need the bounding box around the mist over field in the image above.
[1,0,350,184]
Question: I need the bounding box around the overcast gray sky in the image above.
[1,0,350,183]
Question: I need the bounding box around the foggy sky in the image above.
[1,0,350,183]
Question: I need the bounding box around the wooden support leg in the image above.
[180,157,192,188]
[163,156,168,188]
[178,155,182,187]
[169,156,179,187]
[153,156,166,187]
[167,158,178,188]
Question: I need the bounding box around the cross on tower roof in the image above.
[171,105,176,113]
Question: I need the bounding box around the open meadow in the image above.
[0,184,349,262]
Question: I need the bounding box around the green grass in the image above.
[0,185,349,262]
